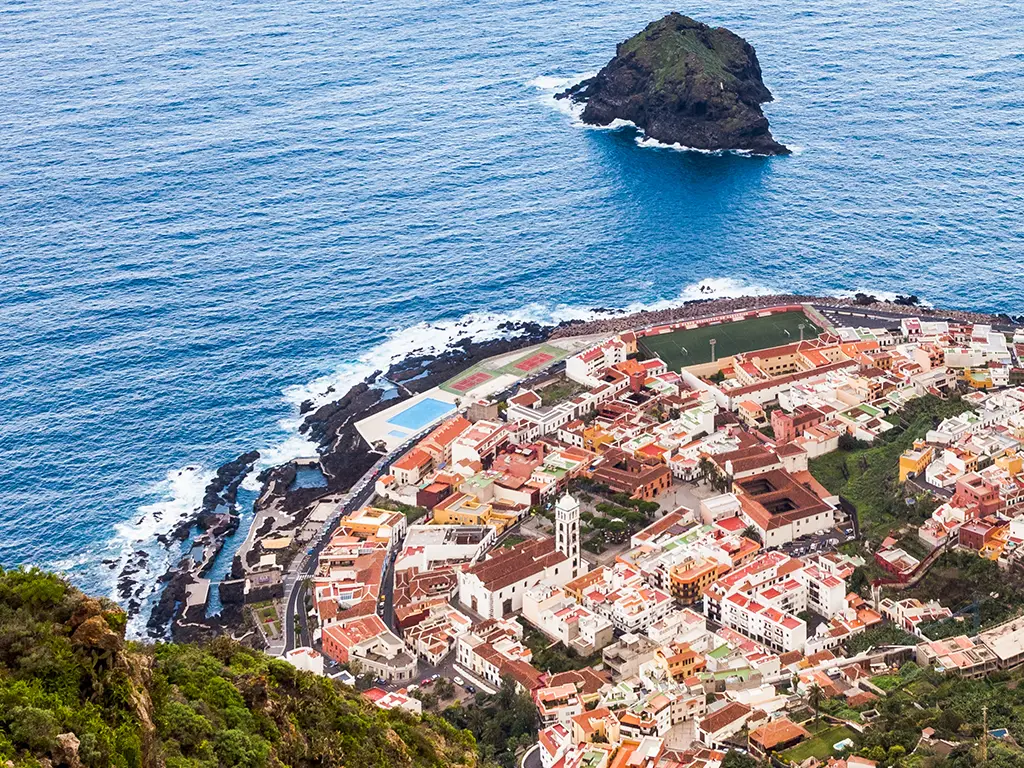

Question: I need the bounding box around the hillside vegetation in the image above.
[809,394,975,541]
[0,567,478,768]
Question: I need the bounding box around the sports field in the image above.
[439,343,569,395]
[638,311,823,370]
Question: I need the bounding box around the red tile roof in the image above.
[465,537,567,591]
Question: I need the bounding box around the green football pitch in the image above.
[637,311,823,370]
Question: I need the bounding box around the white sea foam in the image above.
[826,286,933,308]
[532,72,790,157]
[527,75,574,90]
[529,72,597,126]
[108,465,213,637]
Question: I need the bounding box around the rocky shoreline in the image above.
[142,321,556,643]
[550,294,1021,339]
[139,296,1020,643]
[142,450,260,638]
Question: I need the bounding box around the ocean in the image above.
[1,0,1022,630]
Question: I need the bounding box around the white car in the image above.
[453,676,465,686]
[407,684,419,693]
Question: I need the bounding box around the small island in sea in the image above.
[558,12,789,155]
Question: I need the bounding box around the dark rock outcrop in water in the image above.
[558,13,788,155]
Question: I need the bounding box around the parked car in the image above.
[407,684,419,693]
[454,676,465,686]
[465,685,477,694]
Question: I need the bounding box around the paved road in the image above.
[379,547,398,632]
[907,474,953,501]
[277,458,387,653]
[812,303,1018,334]
[522,744,542,768]
[276,423,443,655]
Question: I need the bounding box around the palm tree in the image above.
[808,683,824,724]
[742,525,762,545]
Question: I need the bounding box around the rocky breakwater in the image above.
[144,450,259,639]
[558,12,788,155]
[549,294,1017,340]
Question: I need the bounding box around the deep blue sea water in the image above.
[1,0,1023,629]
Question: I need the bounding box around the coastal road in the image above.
[812,303,1019,334]
[278,427,431,655]
[279,474,379,654]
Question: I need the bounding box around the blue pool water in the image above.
[1,0,1022,630]
[387,398,457,432]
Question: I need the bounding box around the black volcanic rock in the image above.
[559,13,788,155]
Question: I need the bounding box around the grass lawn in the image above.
[870,674,903,692]
[637,311,821,369]
[779,724,858,764]
[538,376,586,406]
[500,534,527,549]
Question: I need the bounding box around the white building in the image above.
[566,338,629,386]
[284,647,324,676]
[394,524,495,574]
[522,584,615,654]
[556,492,582,572]
[703,551,846,653]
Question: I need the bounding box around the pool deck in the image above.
[355,389,461,452]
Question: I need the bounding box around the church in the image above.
[457,493,587,620]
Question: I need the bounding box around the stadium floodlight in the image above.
[709,338,717,363]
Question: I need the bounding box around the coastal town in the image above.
[230,302,1024,767]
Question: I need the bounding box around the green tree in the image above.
[721,751,762,768]
[808,683,824,723]
[741,525,762,545]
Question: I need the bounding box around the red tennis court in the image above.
[451,371,492,392]
[514,352,554,372]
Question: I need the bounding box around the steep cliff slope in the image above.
[0,567,478,768]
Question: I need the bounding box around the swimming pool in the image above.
[386,397,456,431]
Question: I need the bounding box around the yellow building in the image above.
[431,492,517,532]
[996,452,1024,476]
[655,642,707,681]
[964,368,996,389]
[583,425,615,453]
[669,558,720,605]
[899,440,935,482]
